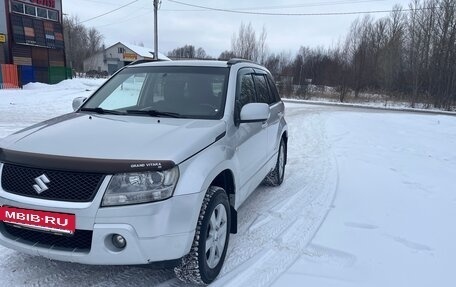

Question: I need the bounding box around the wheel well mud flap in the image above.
[230,206,238,234]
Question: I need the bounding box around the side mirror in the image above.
[240,103,270,123]
[72,97,87,111]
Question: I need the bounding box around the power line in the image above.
[162,0,388,12]
[79,0,122,5]
[167,0,440,16]
[236,0,388,11]
[94,10,152,28]
[80,0,140,23]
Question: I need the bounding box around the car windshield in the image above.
[81,66,229,119]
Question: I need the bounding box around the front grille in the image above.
[1,164,105,202]
[1,223,93,251]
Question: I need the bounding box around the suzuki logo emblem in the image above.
[33,174,50,194]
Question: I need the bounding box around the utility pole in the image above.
[153,0,160,60]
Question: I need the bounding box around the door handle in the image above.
[262,122,268,129]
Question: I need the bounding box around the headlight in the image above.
[102,166,179,207]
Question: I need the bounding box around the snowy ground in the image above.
[0,80,455,286]
[0,79,106,138]
[284,98,456,116]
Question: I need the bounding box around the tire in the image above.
[263,138,286,186]
[174,186,231,285]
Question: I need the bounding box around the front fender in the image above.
[173,139,236,197]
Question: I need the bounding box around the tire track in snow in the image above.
[212,110,339,287]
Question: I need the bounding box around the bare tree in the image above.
[231,22,269,63]
[218,50,237,60]
[167,45,212,59]
[196,47,208,59]
[87,28,103,57]
[63,15,103,72]
[231,22,257,60]
[167,45,195,59]
[257,26,269,64]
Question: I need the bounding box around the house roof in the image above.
[109,42,170,60]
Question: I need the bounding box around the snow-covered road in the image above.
[0,80,455,286]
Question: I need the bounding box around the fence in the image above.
[0,64,20,89]
[49,66,72,84]
[0,64,72,89]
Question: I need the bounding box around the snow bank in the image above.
[22,78,106,91]
[284,98,456,116]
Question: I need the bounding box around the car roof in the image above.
[130,60,230,68]
[128,59,268,71]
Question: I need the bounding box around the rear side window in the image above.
[253,75,272,104]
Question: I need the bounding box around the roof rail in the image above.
[227,58,257,65]
[128,59,155,66]
[128,58,170,66]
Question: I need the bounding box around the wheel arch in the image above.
[210,169,238,234]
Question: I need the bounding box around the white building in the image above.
[83,42,170,75]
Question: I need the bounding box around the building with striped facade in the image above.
[0,0,70,88]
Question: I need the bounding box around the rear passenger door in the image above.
[253,70,284,159]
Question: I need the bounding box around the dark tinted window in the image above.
[25,5,35,16]
[237,74,256,111]
[254,74,272,104]
[12,1,24,13]
[37,8,47,18]
[48,10,58,21]
[266,75,281,103]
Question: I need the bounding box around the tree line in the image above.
[203,0,454,109]
[301,0,456,109]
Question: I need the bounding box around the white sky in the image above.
[63,0,407,57]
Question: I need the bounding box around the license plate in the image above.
[0,206,75,234]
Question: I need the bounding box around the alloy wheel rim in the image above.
[205,204,228,269]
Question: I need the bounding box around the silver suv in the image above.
[0,59,288,284]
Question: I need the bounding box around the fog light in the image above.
[112,234,127,249]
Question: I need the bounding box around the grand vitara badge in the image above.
[131,162,163,169]
[33,174,50,194]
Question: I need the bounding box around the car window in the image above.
[99,73,146,110]
[253,74,272,105]
[266,75,281,103]
[236,74,256,115]
[83,66,229,119]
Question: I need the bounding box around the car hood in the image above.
[0,113,226,169]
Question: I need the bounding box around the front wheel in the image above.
[263,138,286,186]
[174,186,231,285]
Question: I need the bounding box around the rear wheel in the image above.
[263,138,286,186]
[174,186,230,285]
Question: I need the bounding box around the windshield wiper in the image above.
[126,109,183,118]
[80,107,125,115]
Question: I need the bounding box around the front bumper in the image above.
[0,167,204,265]
[0,222,194,265]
